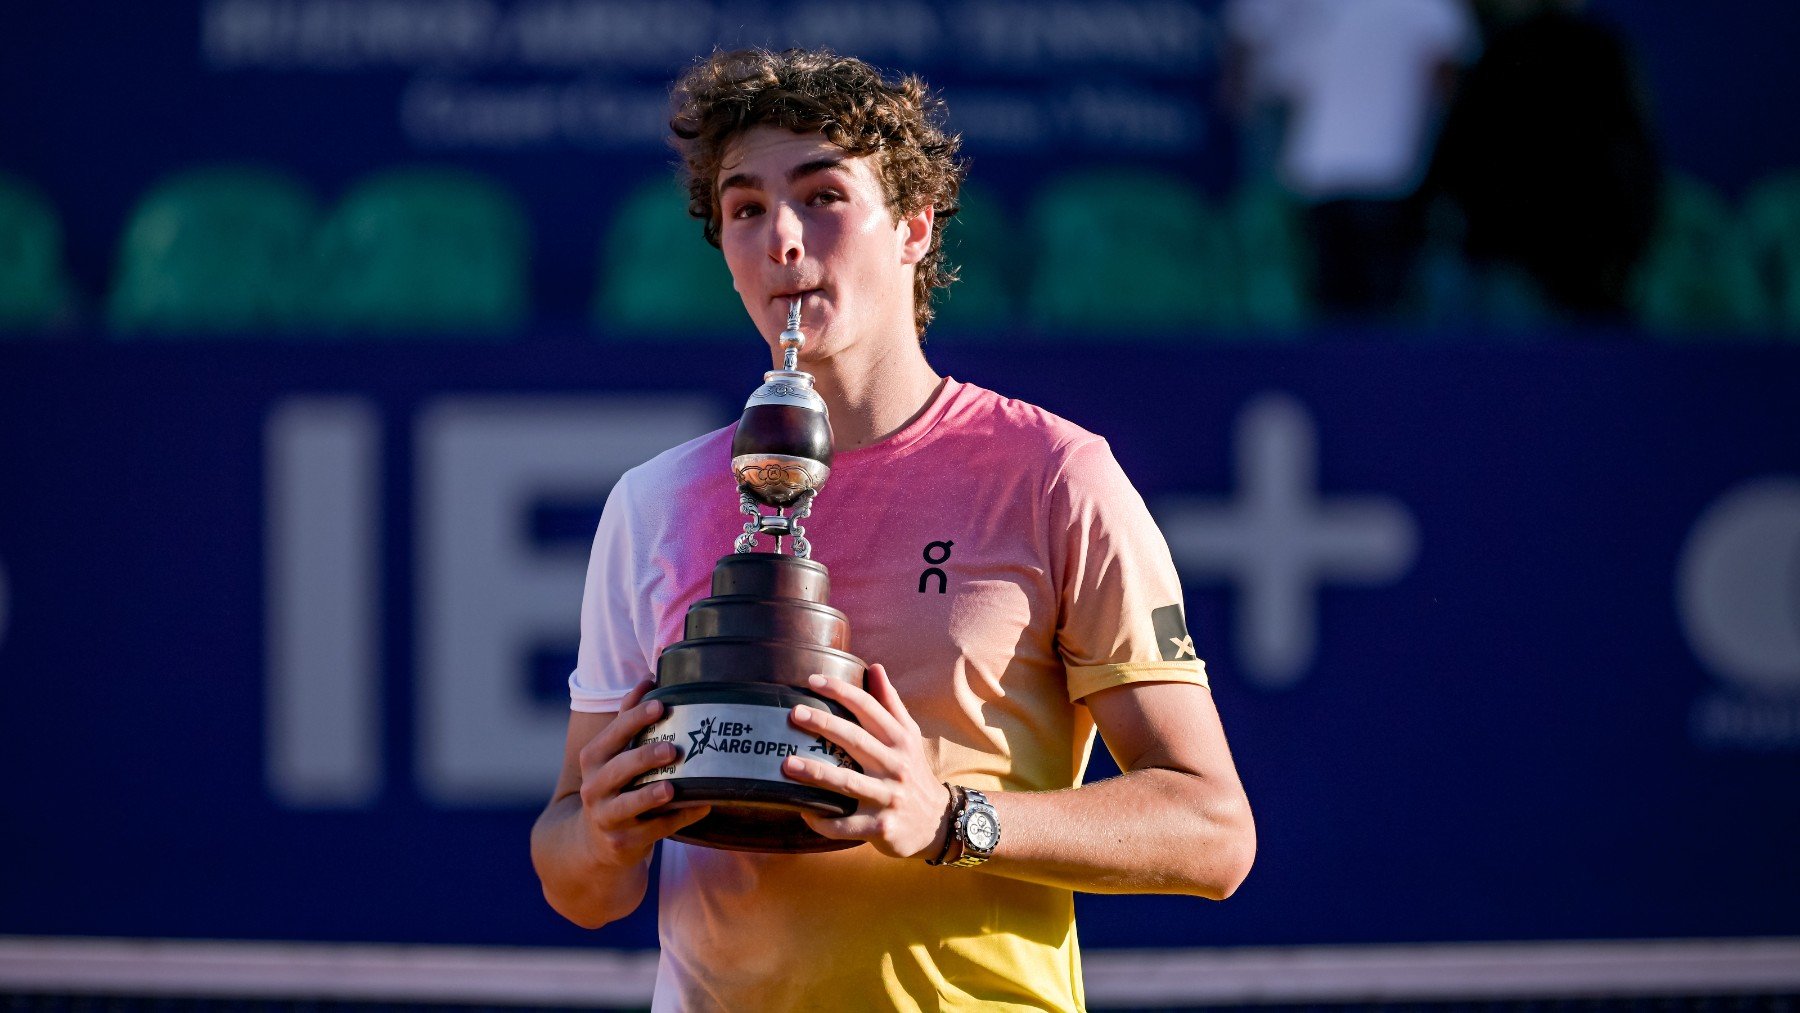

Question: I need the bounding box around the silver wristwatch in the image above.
[948,787,1000,868]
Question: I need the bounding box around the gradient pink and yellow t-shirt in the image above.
[570,377,1207,1012]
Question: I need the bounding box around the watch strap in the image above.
[947,787,997,868]
[924,783,963,867]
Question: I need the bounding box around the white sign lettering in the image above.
[264,394,717,809]
[265,398,384,808]
[413,396,715,805]
[1678,475,1800,749]
[1156,392,1420,689]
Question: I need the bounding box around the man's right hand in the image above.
[576,679,712,868]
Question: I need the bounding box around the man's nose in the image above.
[767,203,804,265]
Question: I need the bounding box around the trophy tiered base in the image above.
[632,552,867,853]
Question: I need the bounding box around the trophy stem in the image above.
[736,492,815,558]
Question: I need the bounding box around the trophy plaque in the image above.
[630,300,867,853]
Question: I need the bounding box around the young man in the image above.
[531,48,1255,1012]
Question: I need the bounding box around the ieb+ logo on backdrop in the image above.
[1154,393,1420,690]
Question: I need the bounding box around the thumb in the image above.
[801,811,858,840]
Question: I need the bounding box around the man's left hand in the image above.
[782,664,952,860]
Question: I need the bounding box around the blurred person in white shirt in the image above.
[1226,0,1476,316]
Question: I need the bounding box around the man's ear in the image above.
[898,203,934,266]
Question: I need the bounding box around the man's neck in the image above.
[791,334,943,453]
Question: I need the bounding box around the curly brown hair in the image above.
[669,48,966,337]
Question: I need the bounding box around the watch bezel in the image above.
[949,788,999,867]
[964,807,999,851]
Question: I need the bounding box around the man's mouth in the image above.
[772,287,824,303]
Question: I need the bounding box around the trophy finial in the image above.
[779,297,804,371]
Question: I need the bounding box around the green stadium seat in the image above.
[314,167,529,335]
[593,177,746,338]
[1630,174,1767,336]
[108,166,319,335]
[1742,173,1800,335]
[0,175,73,332]
[1226,181,1310,331]
[930,185,1017,336]
[1027,170,1232,335]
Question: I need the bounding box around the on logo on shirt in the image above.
[919,540,954,594]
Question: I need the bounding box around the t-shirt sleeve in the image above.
[1050,438,1209,702]
[568,471,655,713]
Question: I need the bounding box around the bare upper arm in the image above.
[1084,680,1244,791]
[550,710,616,806]
[1083,680,1256,897]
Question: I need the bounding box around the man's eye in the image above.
[729,202,763,220]
[809,190,844,206]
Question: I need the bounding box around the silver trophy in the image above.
[630,301,868,853]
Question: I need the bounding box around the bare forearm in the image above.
[979,768,1255,899]
[530,795,651,928]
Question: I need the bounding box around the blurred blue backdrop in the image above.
[1,0,1798,958]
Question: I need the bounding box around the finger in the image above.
[662,804,713,833]
[595,775,677,825]
[619,678,656,712]
[588,739,680,801]
[803,673,907,745]
[781,754,893,807]
[800,810,879,841]
[613,805,712,850]
[602,692,668,749]
[580,693,667,771]
[790,701,893,773]
[864,664,920,736]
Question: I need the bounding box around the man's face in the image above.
[715,125,928,360]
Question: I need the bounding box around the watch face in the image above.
[966,809,999,852]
